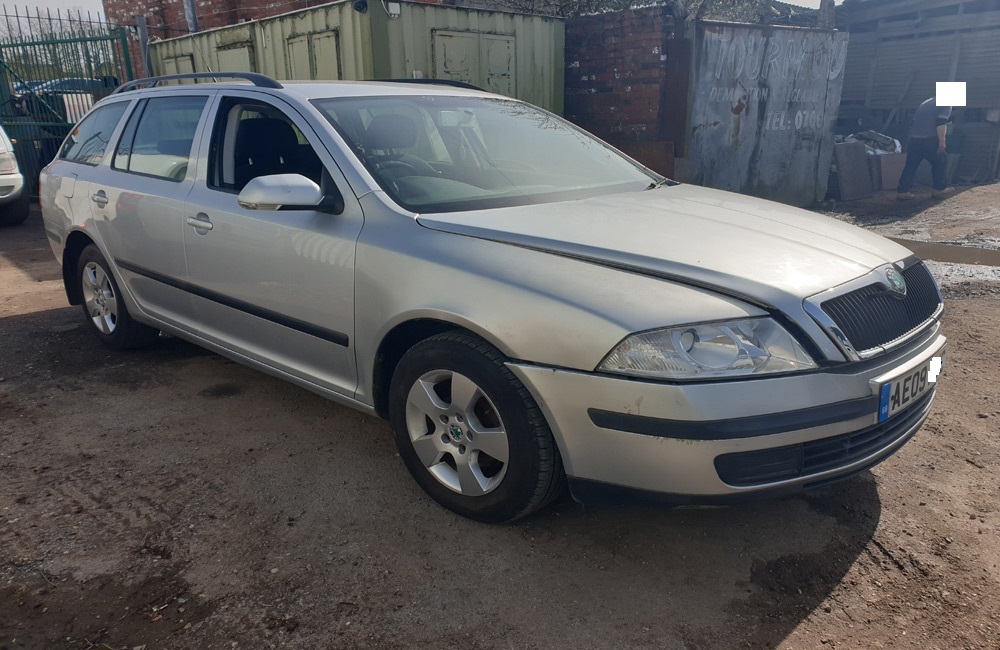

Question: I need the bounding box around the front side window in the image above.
[113,96,208,181]
[58,102,129,165]
[208,98,325,193]
[312,96,658,213]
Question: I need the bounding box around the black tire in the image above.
[0,191,30,227]
[389,332,565,522]
[77,244,160,350]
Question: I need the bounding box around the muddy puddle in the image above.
[889,237,1000,266]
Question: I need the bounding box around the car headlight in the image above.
[598,318,817,380]
[0,152,18,175]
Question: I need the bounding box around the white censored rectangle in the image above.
[936,82,966,107]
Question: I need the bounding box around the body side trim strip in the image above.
[114,258,350,348]
[588,395,879,440]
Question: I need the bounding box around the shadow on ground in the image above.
[0,303,884,649]
[0,208,61,283]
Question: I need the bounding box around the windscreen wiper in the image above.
[645,177,675,190]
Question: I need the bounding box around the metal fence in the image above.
[0,6,133,196]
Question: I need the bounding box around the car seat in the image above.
[234,118,301,189]
[363,114,435,176]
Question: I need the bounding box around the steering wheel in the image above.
[398,155,437,175]
[376,160,420,177]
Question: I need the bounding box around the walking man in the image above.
[897,97,953,200]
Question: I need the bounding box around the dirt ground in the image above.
[821,185,1000,252]
[1,187,999,650]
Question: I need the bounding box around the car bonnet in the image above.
[415,183,914,310]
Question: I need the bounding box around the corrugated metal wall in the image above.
[862,16,1000,109]
[148,1,564,113]
[954,122,1000,184]
[686,22,849,207]
[867,34,955,110]
[956,27,1000,108]
[838,31,874,111]
[838,5,1000,182]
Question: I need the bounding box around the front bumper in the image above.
[508,324,945,499]
[0,171,24,204]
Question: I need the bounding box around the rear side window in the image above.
[58,102,128,165]
[114,96,208,181]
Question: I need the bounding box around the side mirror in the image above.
[238,174,324,211]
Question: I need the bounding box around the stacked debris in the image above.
[843,130,902,155]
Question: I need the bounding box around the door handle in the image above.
[91,191,108,206]
[187,217,214,231]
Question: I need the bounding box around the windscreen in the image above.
[312,95,658,213]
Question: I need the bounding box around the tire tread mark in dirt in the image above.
[869,538,908,573]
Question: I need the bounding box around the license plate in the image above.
[878,358,936,422]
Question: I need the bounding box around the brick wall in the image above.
[105,0,324,77]
[565,6,690,177]
[105,0,324,39]
[565,7,674,143]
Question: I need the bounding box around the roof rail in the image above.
[375,78,485,91]
[113,72,283,94]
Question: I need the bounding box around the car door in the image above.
[86,91,214,330]
[182,92,364,398]
[43,99,132,250]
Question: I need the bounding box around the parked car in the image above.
[0,124,29,226]
[12,80,45,94]
[14,76,121,124]
[23,76,119,95]
[39,74,946,522]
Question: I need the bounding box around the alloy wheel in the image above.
[82,262,118,334]
[404,370,510,496]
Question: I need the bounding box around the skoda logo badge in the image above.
[885,267,907,297]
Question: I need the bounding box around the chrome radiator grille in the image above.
[820,262,941,354]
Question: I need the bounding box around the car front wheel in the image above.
[77,244,159,349]
[389,332,564,522]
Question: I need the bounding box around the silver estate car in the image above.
[40,73,946,522]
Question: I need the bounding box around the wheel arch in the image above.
[62,229,96,305]
[371,316,517,420]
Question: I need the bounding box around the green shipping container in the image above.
[150,0,564,114]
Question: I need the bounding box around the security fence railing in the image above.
[0,6,133,197]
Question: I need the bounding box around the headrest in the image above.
[236,118,298,154]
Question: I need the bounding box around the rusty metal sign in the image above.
[687,22,849,207]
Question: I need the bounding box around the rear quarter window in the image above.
[59,102,129,166]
